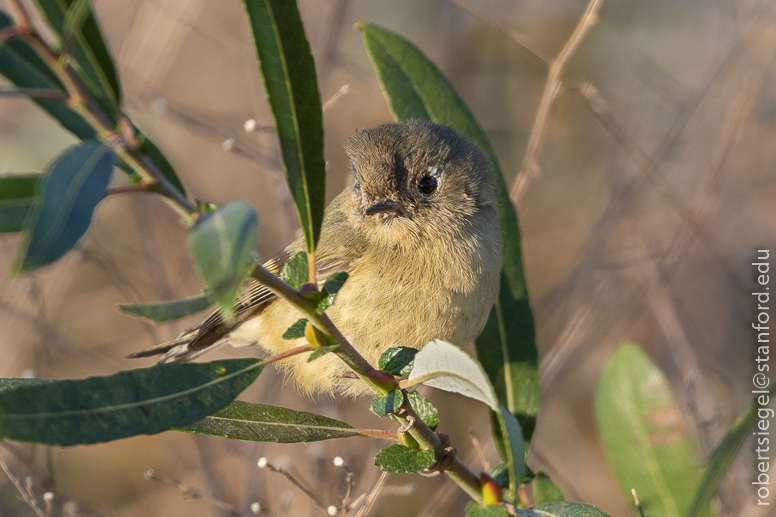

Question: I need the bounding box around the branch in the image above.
[250,259,484,503]
[15,25,199,221]
[510,0,604,203]
[576,81,747,294]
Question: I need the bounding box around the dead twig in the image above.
[0,458,47,517]
[144,469,245,516]
[510,0,605,203]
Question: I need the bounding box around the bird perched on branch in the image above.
[130,120,503,396]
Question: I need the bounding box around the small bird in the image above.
[130,120,503,396]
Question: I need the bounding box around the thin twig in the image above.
[263,344,314,364]
[509,0,604,203]
[468,428,490,472]
[332,457,356,516]
[258,458,331,513]
[354,471,388,517]
[250,260,484,503]
[355,429,400,440]
[632,488,646,517]
[15,24,199,220]
[144,469,244,516]
[445,0,552,65]
[575,81,747,294]
[250,261,376,386]
[7,0,33,29]
[0,458,47,517]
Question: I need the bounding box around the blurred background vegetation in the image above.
[1,0,774,515]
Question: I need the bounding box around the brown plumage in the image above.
[129,120,503,396]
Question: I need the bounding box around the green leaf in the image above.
[379,347,418,376]
[374,444,435,474]
[371,389,402,417]
[358,23,538,438]
[135,127,187,196]
[16,140,115,272]
[0,378,47,393]
[62,0,92,42]
[0,173,41,233]
[321,272,348,295]
[116,294,212,323]
[0,13,183,198]
[178,400,358,443]
[280,251,308,288]
[595,344,706,517]
[408,341,524,492]
[489,463,509,489]
[493,405,526,493]
[307,345,339,362]
[407,391,438,430]
[316,272,349,313]
[0,11,95,139]
[466,503,509,517]
[282,318,308,339]
[186,201,258,319]
[0,359,262,445]
[33,0,121,116]
[687,381,776,517]
[242,0,325,254]
[531,472,565,504]
[517,502,610,517]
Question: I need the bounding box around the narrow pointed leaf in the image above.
[0,174,42,233]
[374,444,435,474]
[134,124,187,195]
[242,0,325,253]
[687,382,776,517]
[179,400,358,442]
[359,23,538,438]
[117,294,212,323]
[0,11,95,139]
[17,140,116,272]
[62,0,92,41]
[595,344,707,517]
[33,0,121,115]
[0,359,262,445]
[186,201,258,319]
[0,13,183,197]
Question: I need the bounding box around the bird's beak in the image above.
[365,198,404,216]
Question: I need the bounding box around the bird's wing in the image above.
[127,249,351,363]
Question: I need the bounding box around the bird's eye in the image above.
[418,175,438,195]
